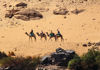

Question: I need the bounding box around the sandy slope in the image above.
[0,0,100,57]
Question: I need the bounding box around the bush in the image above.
[0,56,40,70]
[95,55,100,69]
[68,58,81,70]
[0,50,41,70]
[0,57,14,67]
[68,47,100,70]
[81,47,100,70]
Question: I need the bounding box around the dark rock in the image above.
[83,43,88,47]
[15,8,43,21]
[14,15,29,21]
[53,8,68,15]
[88,42,92,46]
[5,9,20,18]
[41,55,52,65]
[5,13,14,18]
[16,2,27,8]
[84,0,88,1]
[9,5,12,7]
[56,48,66,53]
[65,50,75,54]
[41,48,75,66]
[95,42,100,46]
[35,8,49,12]
[71,9,85,15]
[3,4,7,8]
[64,16,67,19]
[82,42,98,47]
[38,0,41,1]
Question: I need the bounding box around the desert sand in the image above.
[0,0,100,57]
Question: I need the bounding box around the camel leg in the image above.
[34,35,36,41]
[34,37,36,41]
[61,36,64,41]
[29,37,32,42]
[40,36,42,40]
[29,37,31,41]
[55,36,57,41]
[30,37,33,42]
[49,37,52,41]
[45,36,47,40]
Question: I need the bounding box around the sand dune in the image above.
[0,0,100,57]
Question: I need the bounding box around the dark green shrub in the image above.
[80,47,100,70]
[68,54,81,70]
[0,57,13,67]
[95,55,100,69]
[0,56,40,70]
[68,47,100,70]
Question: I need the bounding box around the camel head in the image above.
[25,32,29,36]
[36,32,40,36]
[46,32,49,36]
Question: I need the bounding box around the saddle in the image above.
[56,33,61,36]
[50,33,54,37]
[30,33,34,36]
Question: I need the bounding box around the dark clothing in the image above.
[50,33,54,37]
[30,30,34,36]
[41,32,43,35]
[58,31,60,35]
[57,31,61,36]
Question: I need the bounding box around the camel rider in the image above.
[40,30,44,35]
[57,29,61,36]
[30,29,34,36]
[50,30,54,37]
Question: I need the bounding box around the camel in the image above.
[55,33,64,41]
[46,32,64,41]
[36,32,47,40]
[25,32,36,41]
[46,32,56,41]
